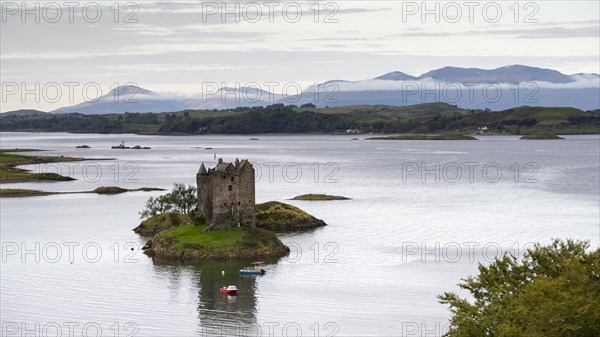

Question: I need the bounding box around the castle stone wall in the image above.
[196,159,255,230]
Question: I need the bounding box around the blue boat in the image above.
[240,262,266,275]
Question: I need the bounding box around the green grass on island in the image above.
[0,186,164,198]
[369,134,477,140]
[291,193,351,201]
[0,148,105,183]
[134,198,327,261]
[146,225,289,261]
[520,133,565,140]
[255,201,327,231]
[136,201,328,235]
[134,213,196,236]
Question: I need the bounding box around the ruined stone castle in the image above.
[196,158,255,231]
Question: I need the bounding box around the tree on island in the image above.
[140,183,197,219]
[439,239,600,336]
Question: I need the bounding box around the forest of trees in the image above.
[1,104,598,135]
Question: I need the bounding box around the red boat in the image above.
[219,285,238,295]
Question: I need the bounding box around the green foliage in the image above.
[439,239,600,337]
[136,213,194,235]
[192,212,206,226]
[168,212,181,226]
[140,183,197,219]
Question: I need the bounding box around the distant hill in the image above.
[1,109,48,117]
[417,65,574,83]
[7,65,599,114]
[293,65,599,110]
[50,85,197,115]
[372,65,598,83]
[375,71,417,81]
[50,84,275,115]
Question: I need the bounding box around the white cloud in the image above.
[1,0,599,112]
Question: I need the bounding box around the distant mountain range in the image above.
[5,65,599,115]
[50,85,197,115]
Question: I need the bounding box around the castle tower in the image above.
[196,158,256,231]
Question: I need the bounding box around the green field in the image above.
[149,224,289,260]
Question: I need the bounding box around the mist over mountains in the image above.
[14,65,599,115]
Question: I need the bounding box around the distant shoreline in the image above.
[2,104,598,136]
[1,131,598,138]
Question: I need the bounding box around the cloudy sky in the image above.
[1,0,599,112]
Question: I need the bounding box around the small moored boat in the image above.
[239,262,266,275]
[219,285,238,295]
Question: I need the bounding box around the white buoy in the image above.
[222,270,225,276]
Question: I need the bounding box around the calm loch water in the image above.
[1,132,598,336]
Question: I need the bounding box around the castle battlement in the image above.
[197,158,255,231]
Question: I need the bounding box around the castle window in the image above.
[228,185,232,191]
[231,177,234,182]
[238,202,241,206]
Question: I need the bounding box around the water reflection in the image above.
[152,258,281,335]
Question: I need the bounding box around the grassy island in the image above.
[0,186,164,198]
[94,186,164,194]
[134,183,327,261]
[291,194,350,201]
[255,201,327,231]
[135,202,325,261]
[0,188,57,197]
[0,148,109,183]
[369,134,477,140]
[520,133,564,140]
[144,225,289,261]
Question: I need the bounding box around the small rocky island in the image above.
[291,193,351,201]
[137,159,328,262]
[255,201,327,231]
[111,140,151,150]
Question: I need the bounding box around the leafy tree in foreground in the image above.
[140,183,197,219]
[439,239,600,337]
